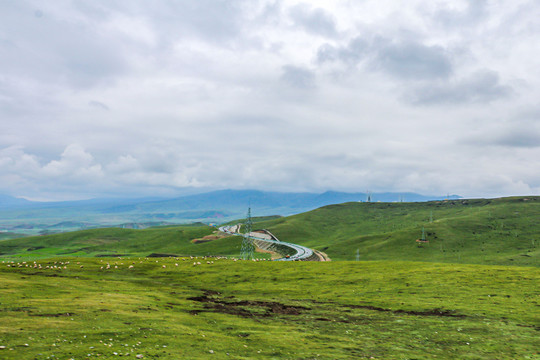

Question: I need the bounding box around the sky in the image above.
[1,0,539,201]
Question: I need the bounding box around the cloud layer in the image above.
[1,0,540,200]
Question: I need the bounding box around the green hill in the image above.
[1,196,539,266]
[1,197,539,359]
[0,225,247,260]
[256,197,540,266]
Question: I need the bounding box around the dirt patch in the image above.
[187,290,310,318]
[26,246,45,251]
[146,253,179,258]
[30,312,75,317]
[192,231,231,244]
[95,253,129,257]
[346,304,466,318]
[1,307,34,312]
[313,249,331,261]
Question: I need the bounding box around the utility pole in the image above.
[240,206,255,260]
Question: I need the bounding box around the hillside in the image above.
[1,196,539,267]
[0,190,459,235]
[256,196,540,266]
[0,225,247,260]
[1,197,539,359]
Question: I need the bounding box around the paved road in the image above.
[219,225,328,261]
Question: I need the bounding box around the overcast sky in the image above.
[1,0,539,200]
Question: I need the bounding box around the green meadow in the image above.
[0,197,539,359]
[1,258,538,359]
[259,197,540,265]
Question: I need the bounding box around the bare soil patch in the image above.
[191,232,231,244]
[345,304,466,318]
[187,290,310,318]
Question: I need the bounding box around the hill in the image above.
[0,190,459,236]
[0,194,32,208]
[253,196,540,266]
[1,196,538,267]
[0,225,246,260]
[1,197,539,359]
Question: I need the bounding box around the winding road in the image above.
[218,225,330,261]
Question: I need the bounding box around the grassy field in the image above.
[0,226,256,261]
[0,197,539,358]
[256,197,540,265]
[0,257,538,359]
[1,197,539,266]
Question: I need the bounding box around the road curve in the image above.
[219,225,329,261]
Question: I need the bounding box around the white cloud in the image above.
[0,0,539,200]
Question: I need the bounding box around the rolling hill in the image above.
[1,196,538,266]
[256,196,540,266]
[0,190,459,236]
[1,197,539,359]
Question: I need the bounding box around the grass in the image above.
[0,258,538,359]
[256,197,540,265]
[0,225,258,261]
[2,196,539,266]
[0,197,539,358]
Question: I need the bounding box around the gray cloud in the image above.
[461,110,540,148]
[408,70,512,105]
[317,37,453,80]
[317,37,369,65]
[289,3,337,37]
[374,41,452,80]
[281,65,316,89]
[89,101,110,111]
[493,131,540,148]
[434,0,489,28]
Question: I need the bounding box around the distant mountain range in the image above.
[0,190,460,235]
[0,194,33,208]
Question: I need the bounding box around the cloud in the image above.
[374,41,452,80]
[89,100,110,110]
[492,131,540,148]
[281,65,316,89]
[434,0,489,28]
[0,0,539,200]
[317,37,453,80]
[408,70,513,104]
[289,3,337,37]
[317,37,369,65]
[42,144,100,177]
[461,111,540,148]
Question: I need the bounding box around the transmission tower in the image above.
[356,248,360,261]
[240,206,255,260]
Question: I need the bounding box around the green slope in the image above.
[0,225,247,260]
[257,197,540,266]
[1,196,539,266]
[0,258,538,359]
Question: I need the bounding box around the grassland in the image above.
[0,226,256,261]
[0,197,539,359]
[1,197,539,266]
[257,197,540,266]
[0,257,538,359]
